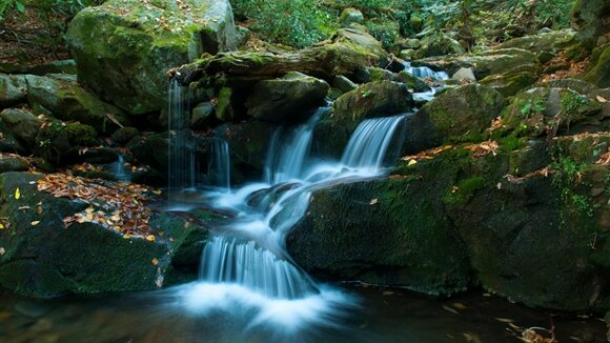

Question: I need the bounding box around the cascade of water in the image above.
[112,154,130,183]
[200,236,317,299]
[167,79,195,193]
[341,115,406,172]
[264,107,327,184]
[403,61,449,80]
[204,137,231,190]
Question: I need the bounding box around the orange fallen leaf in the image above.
[152,258,159,266]
[146,234,156,242]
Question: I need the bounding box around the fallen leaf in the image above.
[146,234,156,242]
[596,95,608,103]
[14,188,20,200]
[31,221,41,226]
[0,223,4,230]
[152,258,159,266]
[0,247,4,255]
[18,206,30,211]
[369,198,379,205]
[495,317,515,323]
[407,159,418,166]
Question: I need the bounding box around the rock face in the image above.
[417,84,507,141]
[288,178,472,295]
[570,0,610,48]
[245,72,329,122]
[332,81,414,133]
[583,44,610,88]
[66,0,239,115]
[25,75,129,134]
[0,172,214,297]
[0,74,27,109]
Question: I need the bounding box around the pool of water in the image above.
[0,283,606,343]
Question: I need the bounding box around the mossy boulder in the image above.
[216,87,247,122]
[25,75,129,134]
[583,44,610,88]
[128,132,170,175]
[34,120,99,165]
[0,108,41,149]
[495,29,575,56]
[0,172,215,297]
[570,0,610,48]
[502,86,604,138]
[66,0,239,115]
[245,72,329,122]
[0,74,28,109]
[332,81,414,134]
[416,84,507,141]
[415,35,465,59]
[414,48,540,81]
[288,177,471,295]
[0,157,29,173]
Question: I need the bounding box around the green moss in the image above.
[443,176,487,204]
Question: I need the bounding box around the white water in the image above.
[111,154,130,183]
[403,61,449,80]
[204,137,231,190]
[168,87,408,333]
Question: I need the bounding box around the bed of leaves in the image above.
[36,174,161,240]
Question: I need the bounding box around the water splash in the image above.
[403,61,449,80]
[204,137,231,191]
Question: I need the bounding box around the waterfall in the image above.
[341,115,406,172]
[264,107,327,184]
[200,236,317,299]
[403,61,449,80]
[167,79,194,192]
[112,154,130,183]
[205,137,231,190]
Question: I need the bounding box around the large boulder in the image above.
[331,81,414,133]
[0,172,213,297]
[245,72,329,122]
[25,75,129,134]
[0,74,28,109]
[416,84,507,141]
[501,86,605,138]
[288,177,472,295]
[66,0,239,115]
[583,44,610,88]
[570,0,610,48]
[414,48,540,81]
[0,108,41,149]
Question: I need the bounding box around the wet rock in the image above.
[452,67,476,81]
[66,0,239,114]
[111,127,140,145]
[0,74,28,109]
[0,157,29,173]
[331,75,358,93]
[0,108,41,148]
[332,81,414,133]
[495,29,575,56]
[416,35,465,58]
[128,132,169,174]
[417,84,507,141]
[216,87,247,122]
[245,72,329,122]
[35,120,99,166]
[25,75,128,134]
[14,301,51,318]
[191,102,215,129]
[288,177,472,295]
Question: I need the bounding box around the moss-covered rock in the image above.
[339,8,364,27]
[501,86,604,138]
[417,84,507,141]
[0,157,29,173]
[0,74,27,109]
[216,87,247,122]
[25,75,129,134]
[331,81,414,134]
[66,0,239,115]
[583,44,610,88]
[0,172,215,297]
[0,108,41,149]
[495,29,575,56]
[288,176,472,295]
[570,0,610,48]
[245,72,329,122]
[415,35,465,59]
[414,48,540,81]
[34,120,99,166]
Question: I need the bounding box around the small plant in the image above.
[0,0,25,21]
[520,99,546,117]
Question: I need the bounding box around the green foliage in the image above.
[520,99,546,117]
[0,0,25,21]
[550,154,594,219]
[231,0,335,48]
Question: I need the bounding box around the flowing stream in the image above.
[166,83,409,334]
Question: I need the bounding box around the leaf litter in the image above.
[36,174,160,240]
